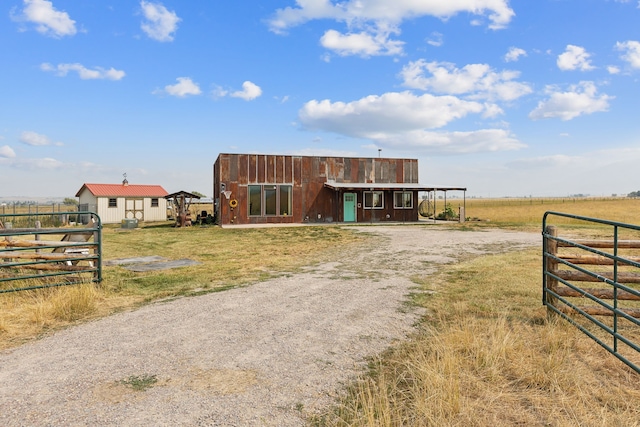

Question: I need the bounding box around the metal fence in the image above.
[0,212,102,293]
[542,211,640,374]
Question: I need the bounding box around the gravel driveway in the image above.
[0,226,539,426]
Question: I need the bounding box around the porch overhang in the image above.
[323,181,466,192]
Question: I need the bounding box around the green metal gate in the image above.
[542,211,640,374]
[0,212,102,293]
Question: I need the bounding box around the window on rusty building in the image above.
[249,185,261,216]
[249,184,293,216]
[394,192,413,209]
[265,186,277,216]
[364,191,383,209]
[279,185,292,216]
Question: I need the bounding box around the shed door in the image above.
[125,198,144,220]
[343,193,356,222]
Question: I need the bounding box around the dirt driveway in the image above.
[0,226,539,426]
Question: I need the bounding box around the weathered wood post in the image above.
[92,216,102,284]
[545,225,559,318]
[35,221,41,254]
[35,221,43,274]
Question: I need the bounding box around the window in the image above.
[364,191,384,209]
[151,198,159,207]
[248,184,293,217]
[279,185,292,216]
[264,186,277,216]
[249,185,261,216]
[394,191,413,209]
[108,198,117,208]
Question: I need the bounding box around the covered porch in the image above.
[323,181,467,223]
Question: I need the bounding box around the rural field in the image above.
[1,197,640,426]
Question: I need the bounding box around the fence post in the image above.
[545,225,559,318]
[35,221,41,254]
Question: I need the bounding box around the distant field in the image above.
[434,197,640,228]
[4,197,640,226]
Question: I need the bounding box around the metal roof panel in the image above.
[76,183,169,197]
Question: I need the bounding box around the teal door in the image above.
[343,193,356,222]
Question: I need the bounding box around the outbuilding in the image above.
[213,153,466,226]
[76,179,169,224]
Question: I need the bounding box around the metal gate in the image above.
[0,212,102,293]
[543,211,640,373]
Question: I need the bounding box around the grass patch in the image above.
[119,374,158,391]
[319,248,640,426]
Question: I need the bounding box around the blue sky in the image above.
[2,0,640,199]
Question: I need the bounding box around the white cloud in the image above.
[40,63,125,80]
[140,1,180,42]
[376,129,525,153]
[616,40,640,69]
[155,77,202,97]
[267,0,515,33]
[297,91,524,153]
[230,81,263,101]
[274,95,290,104]
[426,31,443,47]
[300,91,485,134]
[557,45,595,71]
[267,1,513,58]
[19,131,62,146]
[399,60,532,102]
[27,157,64,169]
[504,47,526,62]
[506,148,640,177]
[507,154,582,169]
[0,145,16,158]
[320,29,404,57]
[607,65,621,74]
[529,81,613,121]
[13,0,76,38]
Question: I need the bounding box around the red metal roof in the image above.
[76,183,169,197]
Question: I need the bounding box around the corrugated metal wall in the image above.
[214,154,419,225]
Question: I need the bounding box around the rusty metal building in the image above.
[213,153,465,226]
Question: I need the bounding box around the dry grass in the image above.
[460,197,640,229]
[319,248,640,426]
[0,224,365,349]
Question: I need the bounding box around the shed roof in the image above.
[323,181,467,192]
[76,183,169,198]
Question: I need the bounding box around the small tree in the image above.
[191,191,207,198]
[63,197,78,206]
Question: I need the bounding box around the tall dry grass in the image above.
[320,248,640,426]
[462,197,640,228]
[0,283,103,345]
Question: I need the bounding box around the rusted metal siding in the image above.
[214,153,420,225]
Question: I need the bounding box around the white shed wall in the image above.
[99,197,125,224]
[77,190,96,207]
[143,197,168,221]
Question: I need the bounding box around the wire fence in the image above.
[0,204,81,228]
